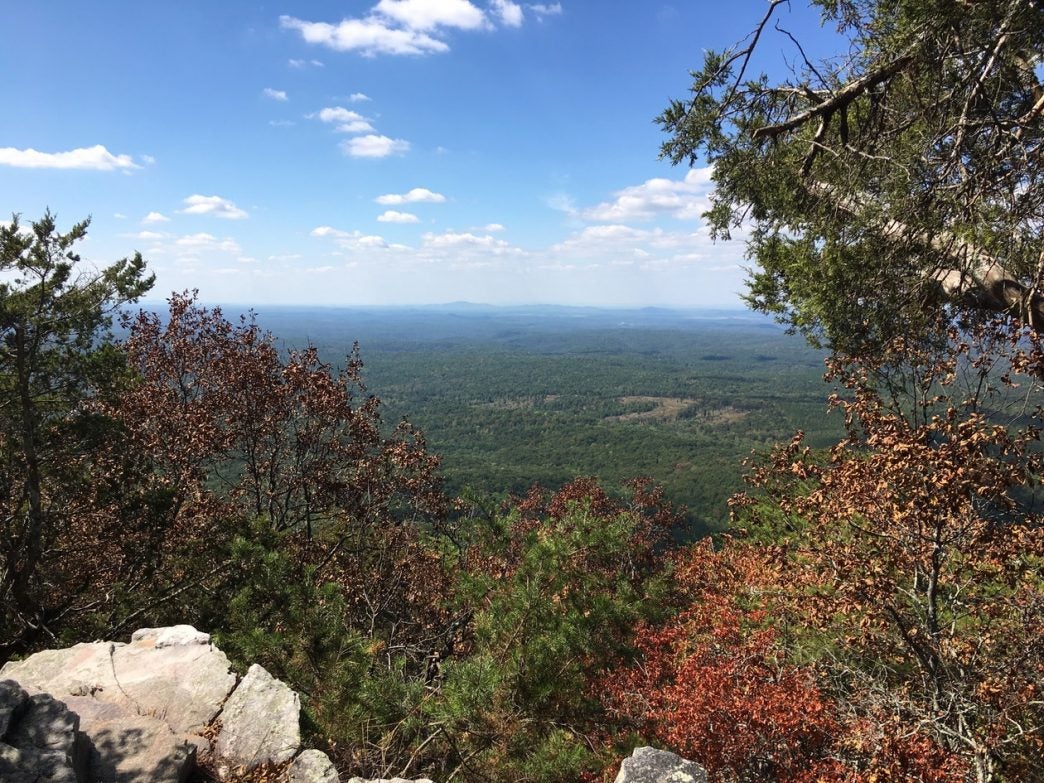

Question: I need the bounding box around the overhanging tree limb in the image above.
[752,54,915,142]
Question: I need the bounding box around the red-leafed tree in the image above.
[603,540,840,782]
[604,538,972,783]
[728,325,1044,783]
[85,292,449,645]
[111,291,445,538]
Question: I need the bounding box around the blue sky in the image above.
[2,1,832,307]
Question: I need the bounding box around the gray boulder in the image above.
[66,695,194,783]
[289,749,340,783]
[0,628,236,735]
[615,747,708,783]
[0,689,85,783]
[1,626,232,783]
[0,679,29,738]
[0,628,340,783]
[214,663,301,777]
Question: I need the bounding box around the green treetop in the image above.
[660,0,1043,355]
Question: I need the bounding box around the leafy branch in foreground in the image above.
[661,0,1043,353]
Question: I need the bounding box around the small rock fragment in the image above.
[614,746,708,783]
[289,748,340,783]
[214,663,301,775]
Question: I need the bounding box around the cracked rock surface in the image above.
[214,663,301,777]
[0,627,313,782]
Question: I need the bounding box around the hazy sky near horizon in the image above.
[2,1,836,307]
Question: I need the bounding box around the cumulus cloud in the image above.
[581,167,714,222]
[281,0,551,58]
[314,107,375,133]
[174,232,243,254]
[349,92,372,102]
[481,223,505,232]
[142,211,170,224]
[342,134,410,158]
[311,225,401,251]
[491,0,524,26]
[422,230,510,249]
[373,0,488,31]
[528,3,562,17]
[0,144,140,171]
[180,195,249,220]
[281,15,449,56]
[131,230,166,240]
[377,210,420,223]
[375,187,447,205]
[262,88,288,101]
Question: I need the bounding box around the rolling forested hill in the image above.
[244,304,844,536]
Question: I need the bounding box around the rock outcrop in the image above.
[0,626,337,783]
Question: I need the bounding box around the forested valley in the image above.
[255,305,843,537]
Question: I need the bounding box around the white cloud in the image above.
[141,154,157,165]
[0,144,139,171]
[554,224,652,249]
[174,233,242,254]
[310,226,350,238]
[311,225,397,251]
[288,58,324,68]
[375,187,446,205]
[281,0,530,59]
[269,120,296,127]
[374,0,488,31]
[281,15,449,56]
[314,106,375,133]
[480,223,505,232]
[316,107,364,123]
[340,120,377,133]
[546,193,577,215]
[422,230,509,249]
[114,213,128,220]
[263,88,288,101]
[528,2,562,17]
[342,134,410,158]
[142,211,170,224]
[581,167,713,223]
[143,232,244,262]
[349,92,372,102]
[180,194,249,220]
[491,0,524,26]
[378,210,420,223]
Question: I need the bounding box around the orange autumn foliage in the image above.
[603,540,970,783]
